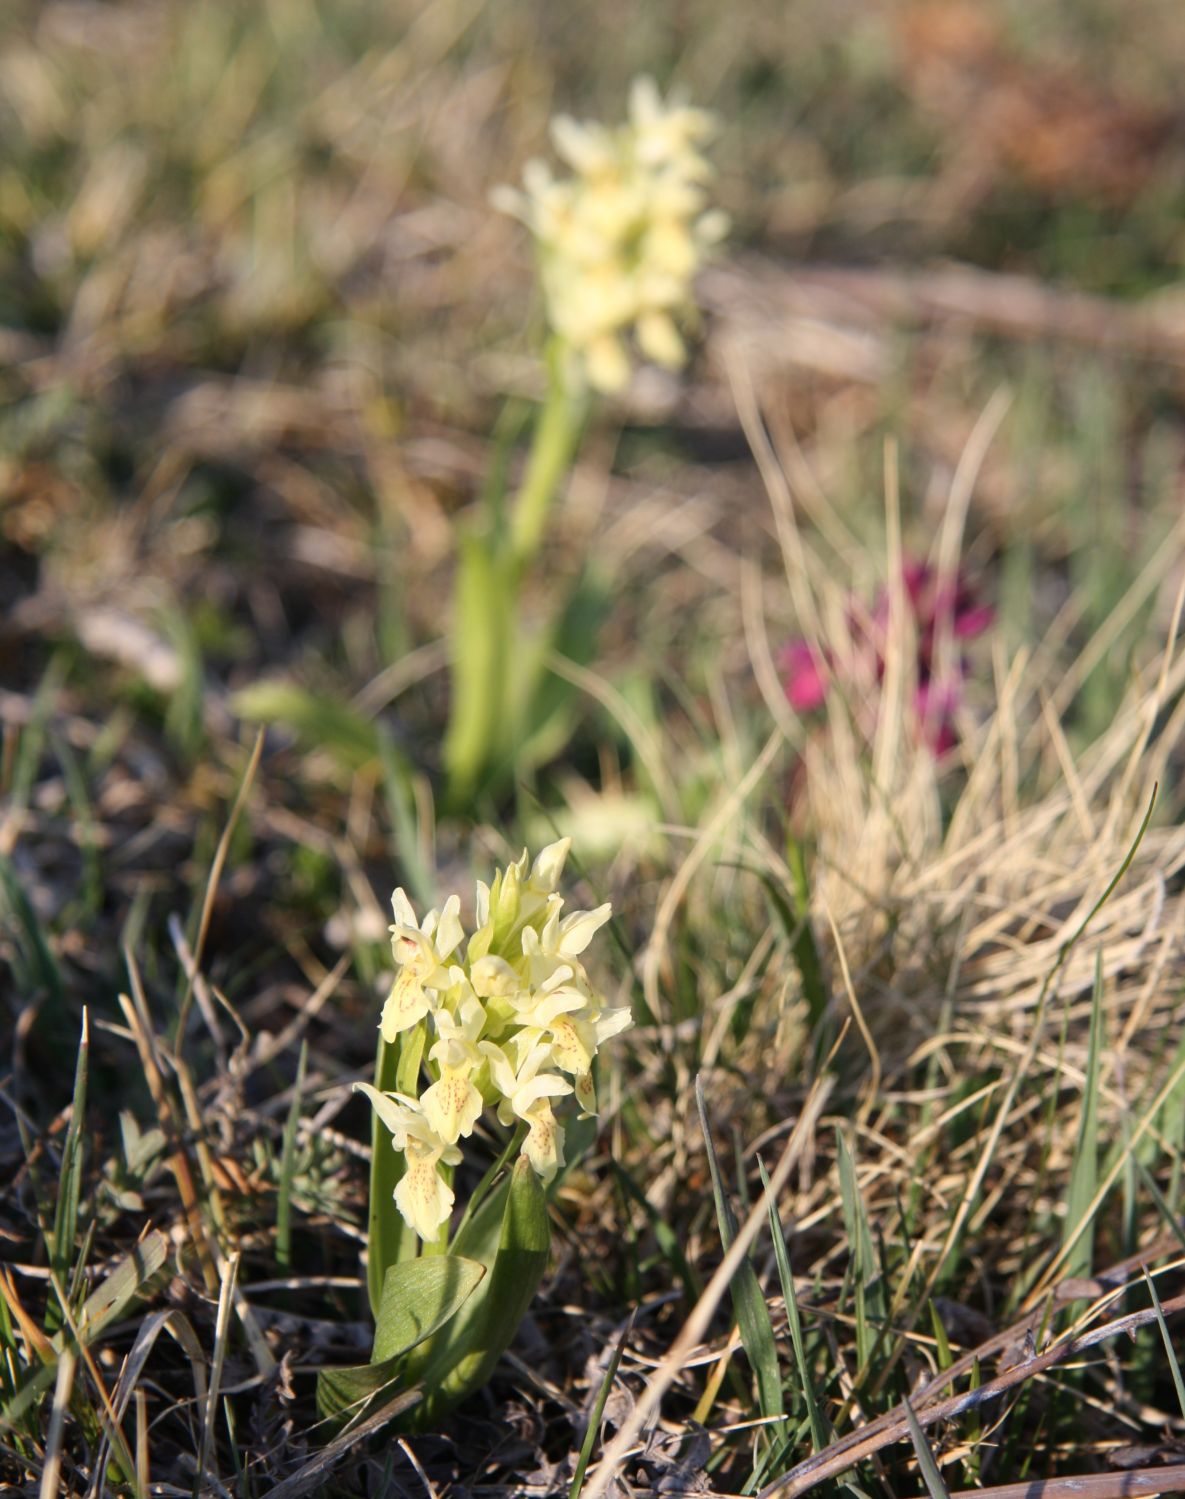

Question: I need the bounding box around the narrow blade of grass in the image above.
[276,1040,307,1274]
[0,852,65,1010]
[1142,1268,1185,1422]
[1063,953,1104,1282]
[928,1301,953,1372]
[760,1156,829,1453]
[836,1127,885,1372]
[569,1317,632,1499]
[47,1011,89,1336]
[695,1074,785,1423]
[785,839,828,1038]
[611,1161,703,1304]
[2,1230,169,1427]
[903,1393,953,1499]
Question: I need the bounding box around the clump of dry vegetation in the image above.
[4,2,1185,1496]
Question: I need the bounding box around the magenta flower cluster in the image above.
[780,561,993,755]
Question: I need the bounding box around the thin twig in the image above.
[949,1469,1185,1499]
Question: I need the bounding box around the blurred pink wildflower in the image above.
[780,639,831,713]
[780,560,992,755]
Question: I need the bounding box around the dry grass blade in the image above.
[38,1346,76,1499]
[256,1389,423,1499]
[117,979,219,1294]
[47,1268,139,1499]
[703,260,1185,369]
[915,786,1157,1313]
[641,727,783,1030]
[197,1249,239,1493]
[581,1075,832,1499]
[947,1468,1185,1499]
[175,727,264,1043]
[756,1287,1185,1499]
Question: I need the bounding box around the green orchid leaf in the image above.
[447,1167,515,1267]
[367,1035,405,1315]
[316,1358,405,1425]
[372,1255,485,1363]
[317,1255,485,1424]
[402,1157,550,1429]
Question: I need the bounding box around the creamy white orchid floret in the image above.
[494,77,726,393]
[380,890,464,1042]
[360,840,631,1238]
[420,989,487,1144]
[355,1083,461,1241]
[480,1037,571,1183]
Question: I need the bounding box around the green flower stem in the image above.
[367,1034,409,1316]
[507,341,586,572]
[400,1158,550,1431]
[451,1123,527,1245]
[443,346,585,808]
[367,1026,428,1313]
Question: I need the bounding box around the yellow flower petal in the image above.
[380,968,431,1042]
[585,334,631,393]
[636,310,687,370]
[522,1102,565,1183]
[421,1069,483,1144]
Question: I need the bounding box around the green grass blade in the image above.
[569,1318,631,1499]
[836,1127,885,1373]
[785,839,828,1037]
[47,1011,89,1335]
[74,1229,169,1344]
[695,1075,784,1422]
[1131,1153,1185,1258]
[49,730,102,916]
[902,1393,952,1499]
[759,1157,828,1452]
[2,1230,169,1427]
[1143,1268,1185,1421]
[0,852,65,1009]
[376,728,434,910]
[927,1301,953,1372]
[611,1161,703,1304]
[1062,953,1103,1282]
[233,681,381,770]
[276,1039,307,1274]
[367,1029,422,1317]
